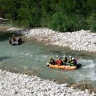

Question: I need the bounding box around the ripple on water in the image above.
[81,59,95,69]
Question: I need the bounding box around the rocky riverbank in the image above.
[0,69,95,96]
[25,29,96,52]
[0,27,95,95]
[7,27,96,53]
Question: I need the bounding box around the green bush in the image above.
[88,13,96,32]
[48,12,83,32]
[1,0,96,32]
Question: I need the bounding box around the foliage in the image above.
[88,13,96,32]
[1,0,96,32]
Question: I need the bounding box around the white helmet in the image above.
[72,58,74,60]
[69,55,72,58]
[56,55,58,58]
[63,55,65,57]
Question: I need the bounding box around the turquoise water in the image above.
[0,32,96,90]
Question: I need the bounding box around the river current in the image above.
[0,32,96,91]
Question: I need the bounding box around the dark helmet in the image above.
[13,34,15,36]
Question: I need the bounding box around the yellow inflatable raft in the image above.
[47,63,81,70]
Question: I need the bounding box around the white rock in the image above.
[14,28,96,52]
[0,70,94,96]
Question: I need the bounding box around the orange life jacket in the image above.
[56,59,62,66]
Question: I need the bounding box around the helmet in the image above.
[72,58,74,60]
[69,55,72,58]
[56,55,58,58]
[63,55,65,57]
[13,34,15,36]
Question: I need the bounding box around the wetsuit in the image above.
[63,57,67,65]
[8,39,12,44]
[49,58,55,65]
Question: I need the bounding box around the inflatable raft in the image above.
[11,41,19,45]
[47,63,81,70]
[9,37,22,45]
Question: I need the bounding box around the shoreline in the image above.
[1,25,96,53]
[6,27,96,53]
[0,26,96,95]
[0,69,95,96]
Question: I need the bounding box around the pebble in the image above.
[0,69,96,96]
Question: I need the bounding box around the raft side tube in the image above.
[47,63,82,70]
[12,41,19,45]
[76,63,82,69]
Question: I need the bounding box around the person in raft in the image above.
[69,57,77,66]
[55,57,63,66]
[17,36,22,45]
[8,37,12,44]
[62,55,68,65]
[68,55,72,64]
[49,57,56,65]
[72,58,77,66]
[12,34,16,42]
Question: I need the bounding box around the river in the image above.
[0,32,96,91]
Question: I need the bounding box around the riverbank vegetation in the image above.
[0,0,96,32]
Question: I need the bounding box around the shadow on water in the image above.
[0,32,12,41]
[0,32,22,41]
[0,56,11,61]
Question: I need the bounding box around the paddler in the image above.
[12,34,16,42]
[49,57,55,65]
[69,57,77,66]
[55,57,63,66]
[68,55,72,64]
[8,37,12,44]
[62,55,68,65]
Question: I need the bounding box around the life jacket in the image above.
[70,60,75,66]
[63,57,67,63]
[12,36,16,41]
[56,59,62,66]
[68,58,72,63]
